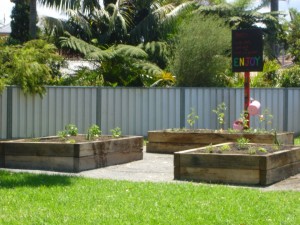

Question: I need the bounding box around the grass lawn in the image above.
[0,171,299,225]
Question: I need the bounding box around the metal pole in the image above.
[244,72,250,129]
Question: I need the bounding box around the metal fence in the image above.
[1,86,299,139]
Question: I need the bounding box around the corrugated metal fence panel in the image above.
[184,88,244,130]
[250,88,285,132]
[0,89,7,139]
[287,89,300,134]
[100,88,181,136]
[4,87,300,139]
[11,87,97,138]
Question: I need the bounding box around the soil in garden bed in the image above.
[196,143,294,155]
[15,135,121,143]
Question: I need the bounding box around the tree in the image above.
[171,14,231,87]
[197,0,286,59]
[0,39,64,95]
[287,9,300,63]
[10,0,30,43]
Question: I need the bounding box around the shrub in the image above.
[171,14,231,87]
[278,65,300,87]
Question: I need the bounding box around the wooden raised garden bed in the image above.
[174,142,300,186]
[0,135,143,173]
[146,129,294,154]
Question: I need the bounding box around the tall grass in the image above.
[0,170,299,225]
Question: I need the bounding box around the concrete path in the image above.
[2,148,300,191]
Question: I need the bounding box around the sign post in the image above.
[232,29,263,129]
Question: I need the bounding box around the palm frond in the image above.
[133,61,163,76]
[113,44,148,58]
[59,33,111,60]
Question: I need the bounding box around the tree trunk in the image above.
[29,0,37,39]
[270,0,279,12]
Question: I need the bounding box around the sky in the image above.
[1,0,300,25]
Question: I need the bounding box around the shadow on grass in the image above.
[0,170,73,189]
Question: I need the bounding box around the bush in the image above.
[171,14,231,87]
[278,65,300,87]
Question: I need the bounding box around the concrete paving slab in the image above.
[1,148,299,191]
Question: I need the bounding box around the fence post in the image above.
[96,87,102,128]
[6,86,13,139]
[283,88,289,132]
[180,87,185,128]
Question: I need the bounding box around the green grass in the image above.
[0,171,299,225]
[294,136,300,145]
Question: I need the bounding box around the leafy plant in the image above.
[212,102,227,130]
[259,108,273,130]
[248,147,257,155]
[187,108,199,129]
[258,147,267,153]
[66,139,76,144]
[110,127,122,138]
[240,111,249,130]
[205,143,214,153]
[236,137,250,150]
[86,124,101,140]
[220,144,231,152]
[57,130,68,140]
[65,124,78,136]
[172,14,231,87]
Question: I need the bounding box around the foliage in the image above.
[236,137,250,150]
[64,124,78,136]
[287,9,300,63]
[187,107,199,129]
[278,65,300,87]
[60,34,173,87]
[110,127,122,138]
[171,14,231,87]
[212,102,227,130]
[10,0,30,43]
[86,124,101,140]
[259,108,273,130]
[0,39,64,96]
[197,0,287,60]
[251,60,281,87]
[57,123,78,141]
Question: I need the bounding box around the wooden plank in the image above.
[263,149,300,170]
[146,143,204,153]
[101,152,143,167]
[177,167,260,185]
[0,156,4,168]
[5,155,75,172]
[148,131,294,145]
[4,143,76,157]
[178,154,261,170]
[261,161,300,185]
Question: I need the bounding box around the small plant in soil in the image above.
[111,127,122,138]
[236,137,250,150]
[86,124,101,140]
[212,102,226,130]
[220,144,231,152]
[205,143,214,153]
[65,124,78,136]
[248,146,257,155]
[257,147,267,153]
[187,108,199,129]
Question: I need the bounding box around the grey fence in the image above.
[1,86,299,139]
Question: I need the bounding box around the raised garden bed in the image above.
[146,129,294,154]
[0,135,143,173]
[174,142,300,186]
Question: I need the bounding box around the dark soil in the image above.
[18,135,120,143]
[196,143,295,155]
